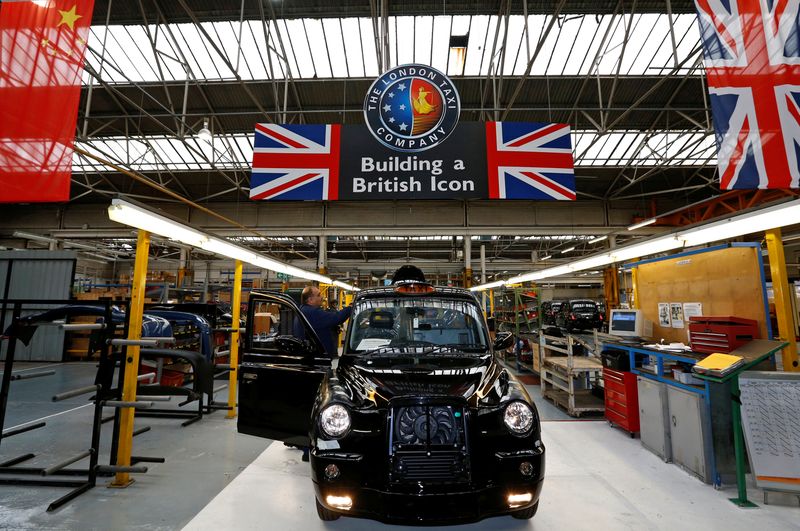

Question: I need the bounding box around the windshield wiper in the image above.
[352,342,487,356]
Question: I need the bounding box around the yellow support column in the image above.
[765,228,800,371]
[111,230,150,487]
[227,260,243,418]
[631,267,640,309]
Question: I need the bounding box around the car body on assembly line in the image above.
[237,272,545,525]
[555,299,604,332]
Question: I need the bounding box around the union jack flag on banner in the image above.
[695,0,800,189]
[250,124,341,200]
[485,122,576,200]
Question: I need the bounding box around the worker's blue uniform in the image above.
[298,305,352,357]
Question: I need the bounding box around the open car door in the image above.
[237,291,330,446]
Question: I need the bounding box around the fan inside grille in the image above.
[394,405,458,445]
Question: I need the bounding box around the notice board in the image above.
[631,244,769,343]
[739,371,800,494]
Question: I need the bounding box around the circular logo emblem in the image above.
[363,64,460,152]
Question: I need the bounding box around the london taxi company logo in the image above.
[363,64,460,152]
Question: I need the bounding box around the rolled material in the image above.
[109,339,158,347]
[137,373,156,383]
[132,426,151,437]
[52,384,99,402]
[41,450,93,476]
[136,395,171,402]
[60,323,105,331]
[2,421,46,438]
[11,370,55,381]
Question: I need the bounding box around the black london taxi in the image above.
[237,268,545,524]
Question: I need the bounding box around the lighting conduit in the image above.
[107,198,359,290]
[471,199,800,291]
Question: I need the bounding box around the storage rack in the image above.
[539,333,604,416]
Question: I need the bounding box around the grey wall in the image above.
[1,251,77,361]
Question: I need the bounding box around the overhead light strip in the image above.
[627,218,656,230]
[107,199,358,290]
[470,280,505,292]
[504,199,800,285]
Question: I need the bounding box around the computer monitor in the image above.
[608,309,652,338]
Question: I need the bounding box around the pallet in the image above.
[543,389,605,417]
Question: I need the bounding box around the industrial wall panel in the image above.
[0,252,76,362]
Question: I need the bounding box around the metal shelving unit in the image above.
[539,333,604,416]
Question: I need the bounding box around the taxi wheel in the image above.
[315,498,341,521]
[511,502,539,520]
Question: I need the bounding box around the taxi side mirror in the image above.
[493,331,514,351]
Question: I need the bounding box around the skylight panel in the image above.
[304,19,332,77]
[463,15,489,76]
[413,16,433,66]
[322,19,348,78]
[359,18,380,77]
[502,15,526,75]
[431,16,451,72]
[395,17,415,66]
[341,18,366,77]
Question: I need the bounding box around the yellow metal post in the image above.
[227,260,243,418]
[765,228,800,371]
[111,230,150,487]
[489,290,495,316]
[630,267,640,309]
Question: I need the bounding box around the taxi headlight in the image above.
[503,401,534,435]
[320,404,351,438]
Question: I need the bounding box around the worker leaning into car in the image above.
[298,285,352,358]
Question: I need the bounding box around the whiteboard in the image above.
[739,371,800,493]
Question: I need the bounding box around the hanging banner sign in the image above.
[693,1,800,190]
[0,0,95,203]
[250,64,576,201]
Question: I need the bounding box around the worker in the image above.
[293,286,352,463]
[298,285,352,358]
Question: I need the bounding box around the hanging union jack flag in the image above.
[485,122,576,200]
[250,123,341,200]
[695,0,800,189]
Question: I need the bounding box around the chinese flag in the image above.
[0,0,94,203]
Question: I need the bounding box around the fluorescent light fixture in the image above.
[627,218,656,230]
[333,280,359,291]
[560,246,575,254]
[470,280,505,292]
[540,254,552,261]
[678,200,800,247]
[106,199,354,288]
[504,198,800,285]
[588,235,608,244]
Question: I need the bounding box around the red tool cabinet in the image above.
[603,367,639,436]
[688,315,759,354]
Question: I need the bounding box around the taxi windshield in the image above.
[346,297,489,354]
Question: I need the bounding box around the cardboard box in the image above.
[68,337,90,352]
[253,313,273,335]
[676,371,703,385]
[531,343,541,373]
